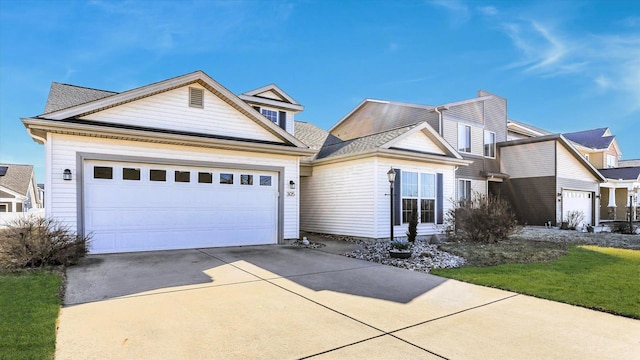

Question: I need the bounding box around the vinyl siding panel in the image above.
[446,102,483,125]
[500,141,556,179]
[392,130,445,155]
[300,158,376,238]
[49,134,299,238]
[82,84,282,143]
[503,176,556,226]
[456,157,485,180]
[556,143,596,180]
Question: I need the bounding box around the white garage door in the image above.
[563,190,592,226]
[84,160,278,253]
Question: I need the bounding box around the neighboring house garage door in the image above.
[84,160,278,254]
[563,190,593,226]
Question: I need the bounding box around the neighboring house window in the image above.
[458,124,471,153]
[261,109,279,124]
[189,87,204,108]
[0,204,7,212]
[606,154,616,168]
[484,131,495,158]
[401,171,436,223]
[458,179,471,201]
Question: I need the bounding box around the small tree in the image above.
[406,207,418,243]
[564,210,584,230]
[445,192,518,243]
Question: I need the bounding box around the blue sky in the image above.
[1,0,639,183]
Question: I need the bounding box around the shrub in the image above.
[445,192,519,243]
[406,208,418,243]
[564,210,584,230]
[0,216,91,269]
[390,240,411,251]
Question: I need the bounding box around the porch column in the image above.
[608,187,616,220]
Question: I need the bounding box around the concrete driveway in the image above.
[58,245,640,359]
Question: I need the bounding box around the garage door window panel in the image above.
[198,172,213,184]
[220,173,233,184]
[260,176,272,186]
[175,171,190,183]
[123,168,141,181]
[241,174,253,185]
[150,169,166,182]
[94,166,113,179]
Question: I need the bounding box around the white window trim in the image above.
[401,171,437,224]
[458,123,471,153]
[483,130,496,158]
[261,108,279,125]
[458,179,472,201]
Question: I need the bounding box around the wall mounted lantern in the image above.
[63,169,72,181]
[289,180,296,190]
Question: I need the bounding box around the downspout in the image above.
[434,106,448,136]
[28,128,47,144]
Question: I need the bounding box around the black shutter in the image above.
[436,173,444,224]
[278,111,287,130]
[393,169,402,226]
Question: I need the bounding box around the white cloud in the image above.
[488,5,640,112]
[478,6,498,16]
[428,0,470,25]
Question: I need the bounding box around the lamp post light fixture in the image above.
[387,168,396,241]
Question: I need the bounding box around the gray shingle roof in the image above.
[619,159,640,167]
[294,121,331,151]
[316,124,419,160]
[0,164,34,196]
[44,82,117,114]
[563,128,613,149]
[598,167,640,181]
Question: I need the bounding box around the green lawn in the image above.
[0,270,62,360]
[432,245,640,319]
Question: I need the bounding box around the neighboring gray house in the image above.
[0,164,43,213]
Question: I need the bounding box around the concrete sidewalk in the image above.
[58,246,640,359]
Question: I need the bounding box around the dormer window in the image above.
[189,87,204,108]
[261,109,279,124]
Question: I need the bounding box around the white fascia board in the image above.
[238,94,304,112]
[381,122,464,160]
[241,84,301,105]
[310,148,471,167]
[507,122,545,137]
[22,118,316,157]
[0,185,26,199]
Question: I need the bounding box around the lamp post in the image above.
[387,168,396,241]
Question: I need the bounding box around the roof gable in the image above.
[0,164,35,196]
[80,84,284,144]
[238,84,303,112]
[32,71,307,148]
[383,123,459,158]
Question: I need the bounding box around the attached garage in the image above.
[23,71,315,254]
[562,190,593,226]
[84,160,279,253]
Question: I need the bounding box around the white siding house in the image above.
[23,71,313,253]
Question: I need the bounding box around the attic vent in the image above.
[189,87,204,108]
